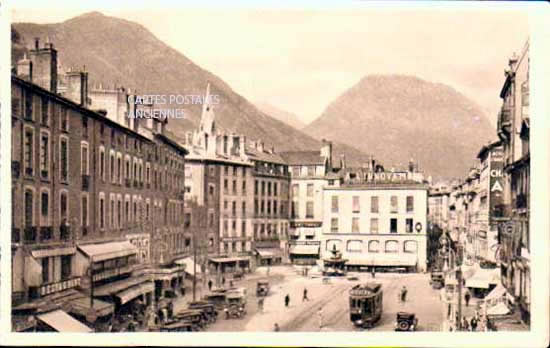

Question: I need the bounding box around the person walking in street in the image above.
[400,286,408,303]
[258,297,264,313]
[470,315,478,332]
[318,307,323,329]
[371,267,376,279]
[208,279,213,292]
[285,294,290,308]
[464,291,471,307]
[274,323,280,332]
[462,317,470,331]
[303,288,309,302]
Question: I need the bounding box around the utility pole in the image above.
[193,228,197,301]
[457,267,463,330]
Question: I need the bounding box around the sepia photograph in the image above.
[3,0,549,346]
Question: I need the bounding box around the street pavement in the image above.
[182,266,443,332]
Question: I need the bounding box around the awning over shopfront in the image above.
[78,241,137,262]
[70,296,114,318]
[37,309,93,332]
[465,268,500,289]
[210,256,250,263]
[175,257,201,276]
[485,283,507,302]
[93,275,150,297]
[256,248,282,259]
[346,253,418,267]
[289,245,319,255]
[116,282,155,305]
[31,246,76,258]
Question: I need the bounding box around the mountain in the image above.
[12,12,373,166]
[304,75,495,179]
[255,102,306,130]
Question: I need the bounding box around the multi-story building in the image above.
[11,39,188,332]
[320,165,428,272]
[281,141,337,265]
[496,40,530,323]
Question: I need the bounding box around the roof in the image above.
[77,240,137,262]
[37,309,93,332]
[279,151,324,165]
[246,146,286,165]
[477,139,502,160]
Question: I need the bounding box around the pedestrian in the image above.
[222,277,226,287]
[208,279,213,291]
[462,317,470,331]
[229,280,234,288]
[285,294,290,308]
[258,298,264,313]
[274,323,280,332]
[400,286,408,303]
[127,320,136,332]
[318,307,323,329]
[470,316,478,332]
[465,291,471,307]
[303,288,309,302]
[371,267,376,279]
[267,266,270,276]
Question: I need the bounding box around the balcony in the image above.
[498,107,512,138]
[12,161,20,179]
[82,174,90,191]
[60,225,71,241]
[29,277,81,298]
[24,226,37,243]
[12,228,21,243]
[253,239,280,248]
[39,226,53,241]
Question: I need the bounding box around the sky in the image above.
[11,1,530,125]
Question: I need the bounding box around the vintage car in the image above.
[174,309,206,330]
[349,282,383,329]
[224,290,247,319]
[394,312,418,331]
[159,320,195,332]
[430,272,445,289]
[187,301,218,323]
[256,280,270,297]
[203,290,228,310]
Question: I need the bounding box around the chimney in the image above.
[16,53,33,82]
[29,37,58,93]
[65,69,89,107]
[320,139,333,168]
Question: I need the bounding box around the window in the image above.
[352,217,360,233]
[291,201,297,219]
[328,179,335,186]
[81,194,89,228]
[117,154,123,184]
[306,201,314,219]
[326,239,342,251]
[24,189,34,227]
[307,165,315,176]
[274,200,278,215]
[60,191,68,223]
[40,190,49,224]
[406,196,414,213]
[306,184,314,197]
[254,199,259,215]
[81,143,89,175]
[261,200,265,214]
[390,196,398,213]
[385,240,399,253]
[25,92,33,120]
[241,241,246,252]
[110,197,115,228]
[224,200,228,210]
[24,128,34,176]
[39,131,50,179]
[184,213,191,228]
[110,152,116,183]
[352,196,360,213]
[368,240,380,253]
[224,166,229,175]
[242,202,246,215]
[371,196,379,213]
[99,195,105,229]
[242,180,246,194]
[61,255,72,280]
[406,218,413,233]
[118,199,123,227]
[292,184,299,197]
[209,184,215,196]
[331,218,338,233]
[232,201,236,216]
[261,182,265,195]
[404,240,418,253]
[331,196,339,213]
[267,182,272,196]
[370,218,379,234]
[241,221,246,237]
[60,107,69,131]
[59,136,69,182]
[99,147,105,181]
[224,179,228,193]
[40,97,49,126]
[125,198,130,223]
[274,183,278,196]
[232,180,237,195]
[209,212,214,227]
[347,240,362,252]
[42,257,49,283]
[267,200,271,215]
[390,218,398,233]
[82,116,88,137]
[255,180,259,195]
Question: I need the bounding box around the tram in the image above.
[349,282,383,329]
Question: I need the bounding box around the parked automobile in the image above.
[174,309,205,331]
[256,280,270,297]
[430,272,445,289]
[188,301,218,323]
[394,312,418,331]
[224,290,247,319]
[159,320,195,332]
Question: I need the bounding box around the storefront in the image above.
[289,243,319,265]
[209,256,250,275]
[255,248,283,266]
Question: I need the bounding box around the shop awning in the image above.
[31,246,76,258]
[289,245,319,255]
[209,256,250,263]
[78,241,137,262]
[175,257,201,275]
[94,275,150,297]
[256,248,282,258]
[69,296,114,318]
[116,282,155,305]
[465,268,500,289]
[37,310,93,332]
[485,283,507,302]
[346,253,418,267]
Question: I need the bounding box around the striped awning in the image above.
[93,275,150,297]
[78,241,137,262]
[116,282,154,304]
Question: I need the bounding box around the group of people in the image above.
[458,310,496,332]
